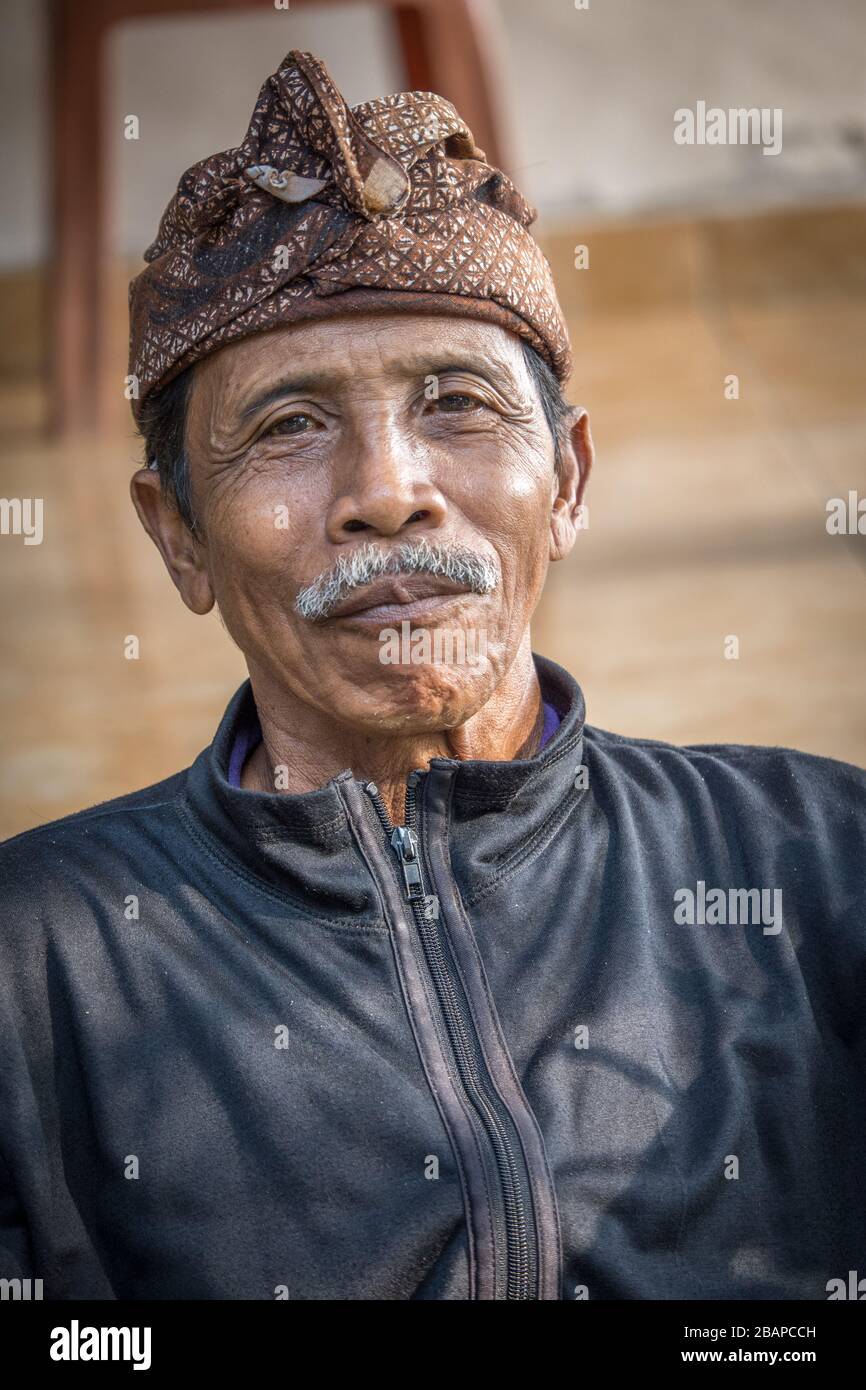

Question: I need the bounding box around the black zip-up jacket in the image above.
[1,656,865,1300]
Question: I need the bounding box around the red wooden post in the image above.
[48,0,107,435]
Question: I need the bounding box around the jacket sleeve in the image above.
[0,1146,33,1281]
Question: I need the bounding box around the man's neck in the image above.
[240,638,543,825]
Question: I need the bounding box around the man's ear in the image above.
[549,408,594,562]
[130,470,215,615]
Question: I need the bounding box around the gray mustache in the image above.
[294,538,500,622]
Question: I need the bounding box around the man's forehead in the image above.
[196,313,527,415]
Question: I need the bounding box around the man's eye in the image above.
[435,393,481,412]
[263,412,315,437]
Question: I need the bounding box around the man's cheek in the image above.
[468,471,552,551]
[205,465,316,539]
[206,533,296,637]
[208,486,305,572]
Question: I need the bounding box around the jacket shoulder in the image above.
[0,769,194,971]
[0,768,190,868]
[584,724,866,818]
[588,723,865,769]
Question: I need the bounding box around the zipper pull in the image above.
[390,826,424,900]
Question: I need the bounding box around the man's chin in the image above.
[326,660,500,736]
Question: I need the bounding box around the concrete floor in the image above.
[1,203,864,837]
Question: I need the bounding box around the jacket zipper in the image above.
[363,771,535,1300]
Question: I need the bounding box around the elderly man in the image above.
[1,51,865,1303]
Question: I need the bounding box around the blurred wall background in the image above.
[1,0,864,835]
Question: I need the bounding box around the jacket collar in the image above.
[183,654,586,918]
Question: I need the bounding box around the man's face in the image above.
[136,312,590,734]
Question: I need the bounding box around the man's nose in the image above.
[325,420,447,541]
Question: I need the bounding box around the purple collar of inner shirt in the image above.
[228,698,562,789]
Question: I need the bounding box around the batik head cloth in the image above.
[127,50,572,424]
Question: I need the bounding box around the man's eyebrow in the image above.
[238,373,335,421]
[412,357,518,387]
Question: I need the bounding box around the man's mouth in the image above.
[326,574,476,625]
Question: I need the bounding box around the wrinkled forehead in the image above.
[188,312,531,429]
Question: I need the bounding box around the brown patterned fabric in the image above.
[127,50,572,425]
